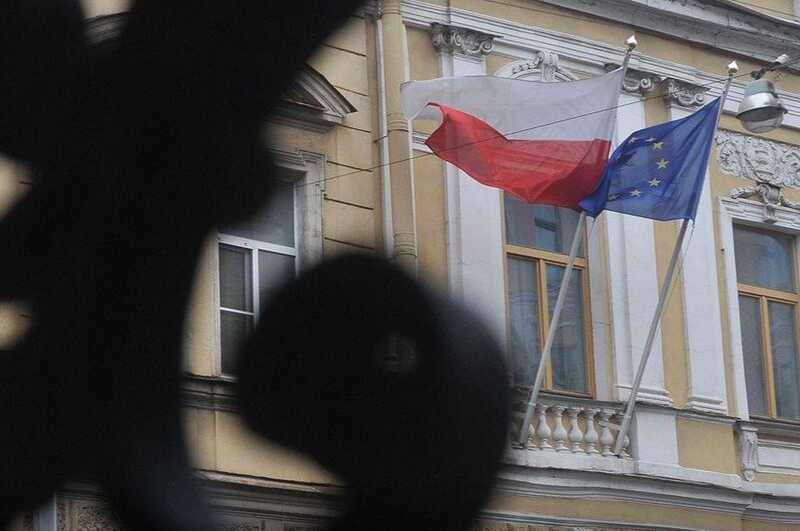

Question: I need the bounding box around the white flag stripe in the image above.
[401,68,623,142]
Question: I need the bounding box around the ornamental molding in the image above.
[430,22,496,57]
[737,423,759,482]
[400,0,800,130]
[75,505,120,531]
[604,64,662,96]
[533,0,800,72]
[716,130,800,217]
[497,53,578,82]
[663,78,707,108]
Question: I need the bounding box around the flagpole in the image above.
[516,35,638,448]
[612,60,739,456]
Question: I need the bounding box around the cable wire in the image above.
[294,54,800,191]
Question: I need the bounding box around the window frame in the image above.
[502,196,596,399]
[721,195,800,422]
[734,223,800,420]
[213,148,325,378]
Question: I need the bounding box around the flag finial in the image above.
[626,35,637,50]
[728,61,739,75]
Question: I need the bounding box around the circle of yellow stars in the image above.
[609,136,668,202]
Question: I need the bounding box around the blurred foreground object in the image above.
[0,0,508,529]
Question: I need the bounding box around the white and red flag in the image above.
[401,68,623,208]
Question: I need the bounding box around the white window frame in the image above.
[214,148,325,377]
[720,195,800,420]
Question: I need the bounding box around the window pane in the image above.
[769,301,800,419]
[258,250,295,302]
[739,295,767,416]
[504,194,582,256]
[221,182,295,246]
[507,257,540,388]
[221,310,253,375]
[219,244,252,311]
[734,225,795,292]
[546,264,587,394]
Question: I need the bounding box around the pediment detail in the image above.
[276,66,357,131]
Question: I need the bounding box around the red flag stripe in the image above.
[425,103,611,208]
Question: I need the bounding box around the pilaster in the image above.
[666,88,729,415]
[431,23,507,341]
[381,0,418,273]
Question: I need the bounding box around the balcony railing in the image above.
[509,394,631,459]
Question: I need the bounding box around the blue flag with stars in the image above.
[579,96,721,221]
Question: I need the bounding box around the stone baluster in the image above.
[598,410,614,457]
[535,404,553,450]
[611,413,632,458]
[551,406,569,452]
[567,407,584,453]
[584,408,599,455]
[621,433,632,458]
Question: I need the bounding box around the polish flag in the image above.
[401,68,623,208]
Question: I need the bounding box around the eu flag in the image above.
[579,97,721,221]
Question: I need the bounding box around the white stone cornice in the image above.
[496,465,800,524]
[400,0,800,130]
[536,0,800,72]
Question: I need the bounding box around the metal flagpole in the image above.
[516,35,638,448]
[612,60,739,455]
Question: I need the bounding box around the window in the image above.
[218,177,298,375]
[504,193,593,396]
[735,224,800,419]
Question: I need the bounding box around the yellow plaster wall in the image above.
[677,417,738,474]
[0,157,31,350]
[753,471,800,484]
[413,150,448,290]
[184,238,218,376]
[486,493,743,530]
[486,53,515,76]
[81,0,129,17]
[408,26,442,138]
[737,0,795,19]
[212,410,341,485]
[644,95,690,408]
[743,519,800,531]
[408,27,439,81]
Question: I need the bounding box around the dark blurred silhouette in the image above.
[0,1,510,529]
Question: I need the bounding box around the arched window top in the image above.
[494,52,579,82]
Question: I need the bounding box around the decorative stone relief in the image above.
[472,522,635,531]
[224,522,260,531]
[431,23,496,56]
[503,52,577,82]
[738,424,759,482]
[75,505,120,531]
[663,78,707,108]
[717,130,800,219]
[58,500,67,531]
[604,64,662,96]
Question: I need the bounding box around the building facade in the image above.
[5,0,800,529]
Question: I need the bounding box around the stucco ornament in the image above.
[717,130,800,217]
[431,23,495,56]
[76,505,120,531]
[738,425,759,482]
[663,78,706,107]
[604,64,661,95]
